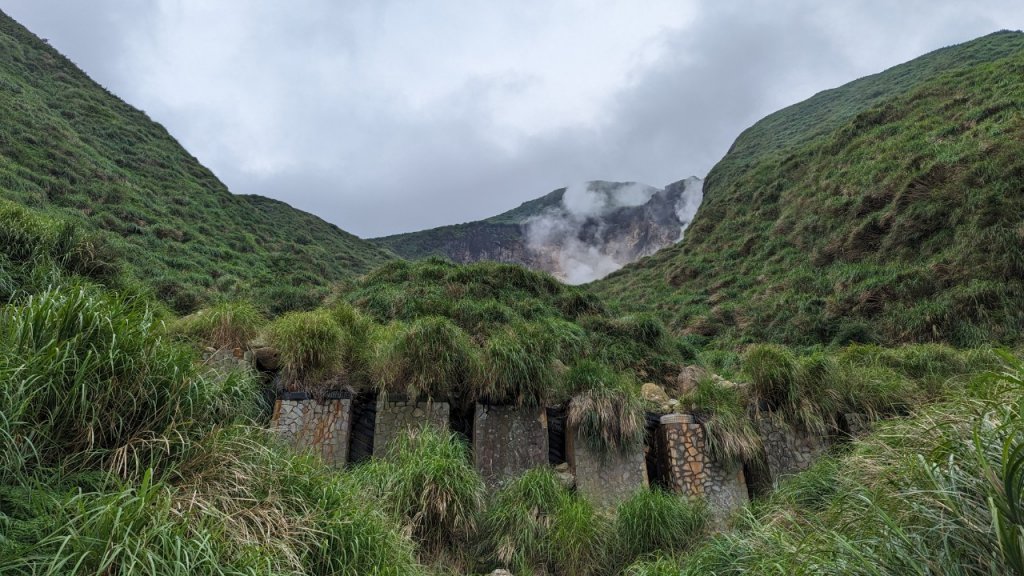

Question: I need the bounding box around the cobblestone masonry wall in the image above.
[756,413,828,483]
[373,398,450,457]
[568,427,648,509]
[271,398,352,466]
[659,414,747,514]
[473,404,548,488]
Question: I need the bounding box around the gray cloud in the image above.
[2,1,1022,236]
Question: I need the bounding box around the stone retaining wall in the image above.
[202,347,253,373]
[271,396,352,466]
[659,414,747,514]
[756,413,828,484]
[373,397,450,457]
[473,404,548,488]
[568,427,648,509]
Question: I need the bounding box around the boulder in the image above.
[554,462,576,489]
[675,365,708,396]
[252,346,280,371]
[641,383,670,404]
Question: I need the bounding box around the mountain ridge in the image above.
[374,177,702,283]
[0,9,395,314]
[594,30,1024,347]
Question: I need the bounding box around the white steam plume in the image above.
[525,181,660,284]
[674,176,703,240]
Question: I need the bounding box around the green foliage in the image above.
[566,361,647,453]
[674,351,1024,575]
[613,489,709,568]
[477,468,572,572]
[264,309,343,388]
[0,199,120,303]
[371,316,481,400]
[549,497,611,576]
[0,13,393,315]
[0,277,422,574]
[596,31,1024,348]
[341,259,682,406]
[174,299,265,350]
[353,428,484,559]
[681,376,761,462]
[0,285,237,477]
[481,326,556,406]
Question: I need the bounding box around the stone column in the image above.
[567,427,648,509]
[271,394,353,466]
[473,404,548,488]
[659,413,747,513]
[372,397,450,457]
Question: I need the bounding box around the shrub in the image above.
[265,309,343,389]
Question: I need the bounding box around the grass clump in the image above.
[354,428,484,561]
[613,489,709,568]
[477,467,573,572]
[370,316,481,400]
[481,326,556,406]
[0,285,212,476]
[174,299,264,350]
[681,375,761,462]
[567,361,647,453]
[265,309,343,388]
[548,496,611,576]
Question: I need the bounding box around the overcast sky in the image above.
[2,1,1022,237]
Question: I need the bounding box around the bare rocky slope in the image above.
[374,177,703,283]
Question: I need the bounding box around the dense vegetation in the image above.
[629,353,1024,576]
[4,203,1021,574]
[3,10,1024,575]
[596,31,1024,348]
[0,11,394,315]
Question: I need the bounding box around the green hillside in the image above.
[0,11,394,314]
[373,187,565,261]
[594,31,1024,348]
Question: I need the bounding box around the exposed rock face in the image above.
[373,177,702,283]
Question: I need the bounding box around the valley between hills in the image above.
[1,8,1023,575]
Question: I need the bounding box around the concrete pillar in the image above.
[271,394,353,466]
[473,404,548,488]
[372,397,450,457]
[567,426,648,509]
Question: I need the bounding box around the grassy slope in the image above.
[372,187,565,260]
[0,11,393,314]
[594,31,1024,348]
